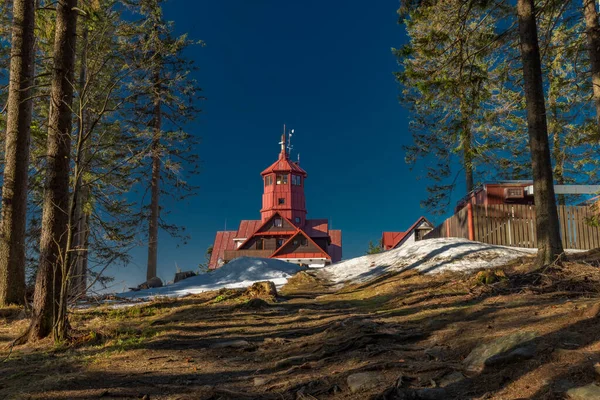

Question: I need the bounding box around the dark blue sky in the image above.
[108,0,464,291]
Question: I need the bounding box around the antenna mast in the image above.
[287,128,294,155]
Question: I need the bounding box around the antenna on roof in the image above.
[297,153,300,164]
[287,128,294,154]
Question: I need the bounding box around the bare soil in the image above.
[2,255,600,400]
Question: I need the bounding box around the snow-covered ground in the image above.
[321,238,536,284]
[108,238,540,302]
[116,257,304,300]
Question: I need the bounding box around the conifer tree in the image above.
[28,0,78,342]
[516,0,563,266]
[0,0,36,306]
[123,0,202,281]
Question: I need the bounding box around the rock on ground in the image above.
[244,281,277,298]
[463,331,538,373]
[346,372,386,393]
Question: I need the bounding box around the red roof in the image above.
[328,230,342,263]
[381,216,432,250]
[270,229,331,260]
[236,220,261,238]
[382,232,406,250]
[304,219,329,238]
[261,144,307,176]
[208,231,238,269]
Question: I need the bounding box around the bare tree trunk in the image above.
[0,0,36,306]
[147,70,161,281]
[70,25,89,299]
[584,0,600,132]
[28,0,77,342]
[462,119,474,193]
[517,0,564,267]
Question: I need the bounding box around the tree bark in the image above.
[517,0,564,267]
[147,69,161,281]
[0,0,35,306]
[584,0,600,133]
[28,0,78,342]
[70,25,89,299]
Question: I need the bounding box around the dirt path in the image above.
[2,261,600,399]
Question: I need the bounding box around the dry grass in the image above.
[1,255,600,399]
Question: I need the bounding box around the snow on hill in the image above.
[117,257,305,300]
[322,238,536,284]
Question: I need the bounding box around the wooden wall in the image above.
[425,204,600,250]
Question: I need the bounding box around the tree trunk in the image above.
[584,0,600,133]
[147,70,161,281]
[70,25,89,299]
[517,0,564,267]
[28,0,78,342]
[0,0,35,306]
[462,118,474,193]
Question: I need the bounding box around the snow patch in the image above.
[322,238,536,284]
[116,257,305,300]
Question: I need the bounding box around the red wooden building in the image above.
[208,134,342,269]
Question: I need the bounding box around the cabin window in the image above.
[277,238,284,248]
[278,198,285,205]
[293,240,298,245]
[264,175,273,186]
[256,238,264,250]
[274,218,282,228]
[276,174,288,185]
[292,175,302,186]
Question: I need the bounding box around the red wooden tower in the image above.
[260,134,307,225]
[208,129,342,269]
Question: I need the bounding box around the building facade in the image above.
[208,134,342,269]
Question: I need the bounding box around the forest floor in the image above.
[2,252,600,400]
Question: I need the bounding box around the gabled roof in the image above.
[382,231,405,250]
[382,216,433,250]
[208,231,238,269]
[236,220,261,238]
[304,219,329,238]
[236,211,297,250]
[270,229,331,260]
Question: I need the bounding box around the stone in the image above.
[463,331,538,373]
[244,281,278,298]
[346,372,386,393]
[425,346,446,361]
[253,377,269,386]
[174,270,196,283]
[439,371,465,388]
[129,276,163,291]
[566,383,600,400]
[211,340,251,349]
[485,345,537,367]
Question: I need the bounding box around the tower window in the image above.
[278,198,285,205]
[276,174,288,185]
[274,218,282,228]
[265,175,273,186]
[292,175,302,186]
